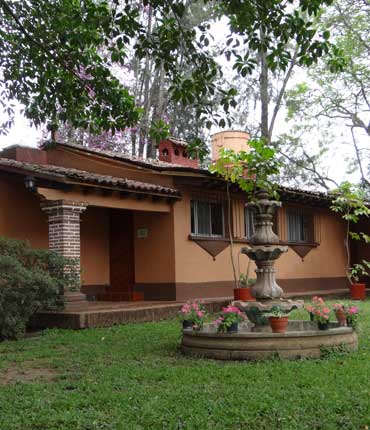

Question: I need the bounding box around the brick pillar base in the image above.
[41,200,87,300]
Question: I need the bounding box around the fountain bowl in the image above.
[181,321,358,360]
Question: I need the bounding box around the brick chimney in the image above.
[158,138,199,168]
[211,131,250,161]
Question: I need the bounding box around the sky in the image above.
[0,105,41,149]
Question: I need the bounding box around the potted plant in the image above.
[331,182,370,300]
[236,274,256,301]
[332,303,347,326]
[178,300,206,330]
[267,306,289,333]
[213,305,246,333]
[348,263,370,300]
[305,296,331,330]
[344,304,360,329]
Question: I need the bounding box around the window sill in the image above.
[189,234,251,243]
[280,241,319,247]
[189,234,229,242]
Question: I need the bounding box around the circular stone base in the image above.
[181,321,358,360]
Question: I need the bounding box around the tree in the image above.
[279,0,370,189]
[0,0,339,157]
[53,0,219,158]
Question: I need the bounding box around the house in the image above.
[0,131,360,304]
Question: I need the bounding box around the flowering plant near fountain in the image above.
[179,300,206,330]
[333,303,360,329]
[213,305,247,333]
[305,296,331,329]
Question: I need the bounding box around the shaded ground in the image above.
[0,300,370,430]
[1,364,58,385]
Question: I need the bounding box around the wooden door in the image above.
[109,210,135,299]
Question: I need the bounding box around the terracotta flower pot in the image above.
[335,309,347,326]
[233,288,240,300]
[268,316,289,333]
[238,288,256,301]
[350,283,366,300]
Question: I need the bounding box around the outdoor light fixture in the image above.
[24,176,36,192]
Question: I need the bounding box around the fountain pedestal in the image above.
[235,189,303,324]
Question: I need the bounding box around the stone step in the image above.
[64,291,88,303]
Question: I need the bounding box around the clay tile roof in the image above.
[278,185,332,206]
[0,157,181,197]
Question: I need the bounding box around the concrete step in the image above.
[64,291,88,303]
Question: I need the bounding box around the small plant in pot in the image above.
[348,263,370,300]
[213,305,246,333]
[306,296,331,330]
[344,304,360,329]
[333,303,347,326]
[267,306,290,333]
[331,182,370,300]
[237,274,256,301]
[178,300,206,330]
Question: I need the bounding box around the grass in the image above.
[0,300,370,430]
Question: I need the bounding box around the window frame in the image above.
[286,208,314,244]
[191,200,225,238]
[244,206,255,240]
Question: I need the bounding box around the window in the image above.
[191,200,224,236]
[245,207,255,239]
[162,148,169,156]
[287,209,312,243]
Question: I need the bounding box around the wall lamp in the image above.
[24,176,36,192]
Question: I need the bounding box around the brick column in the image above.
[41,200,87,296]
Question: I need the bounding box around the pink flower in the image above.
[323,308,330,314]
[348,306,359,314]
[197,311,204,318]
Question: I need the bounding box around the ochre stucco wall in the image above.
[173,192,348,299]
[173,194,244,283]
[0,177,48,248]
[276,209,347,279]
[134,210,175,283]
[80,207,110,286]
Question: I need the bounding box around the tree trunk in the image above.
[139,5,153,157]
[147,62,166,158]
[259,30,269,142]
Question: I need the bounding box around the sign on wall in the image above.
[137,228,149,239]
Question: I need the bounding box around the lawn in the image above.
[0,300,370,430]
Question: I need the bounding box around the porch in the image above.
[31,297,231,329]
[36,173,180,303]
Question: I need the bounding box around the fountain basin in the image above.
[181,321,358,360]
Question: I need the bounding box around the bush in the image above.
[0,237,80,340]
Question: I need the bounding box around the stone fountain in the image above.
[237,189,303,325]
[180,190,358,360]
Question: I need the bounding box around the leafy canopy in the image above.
[0,0,341,139]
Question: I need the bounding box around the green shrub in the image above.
[0,237,80,340]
